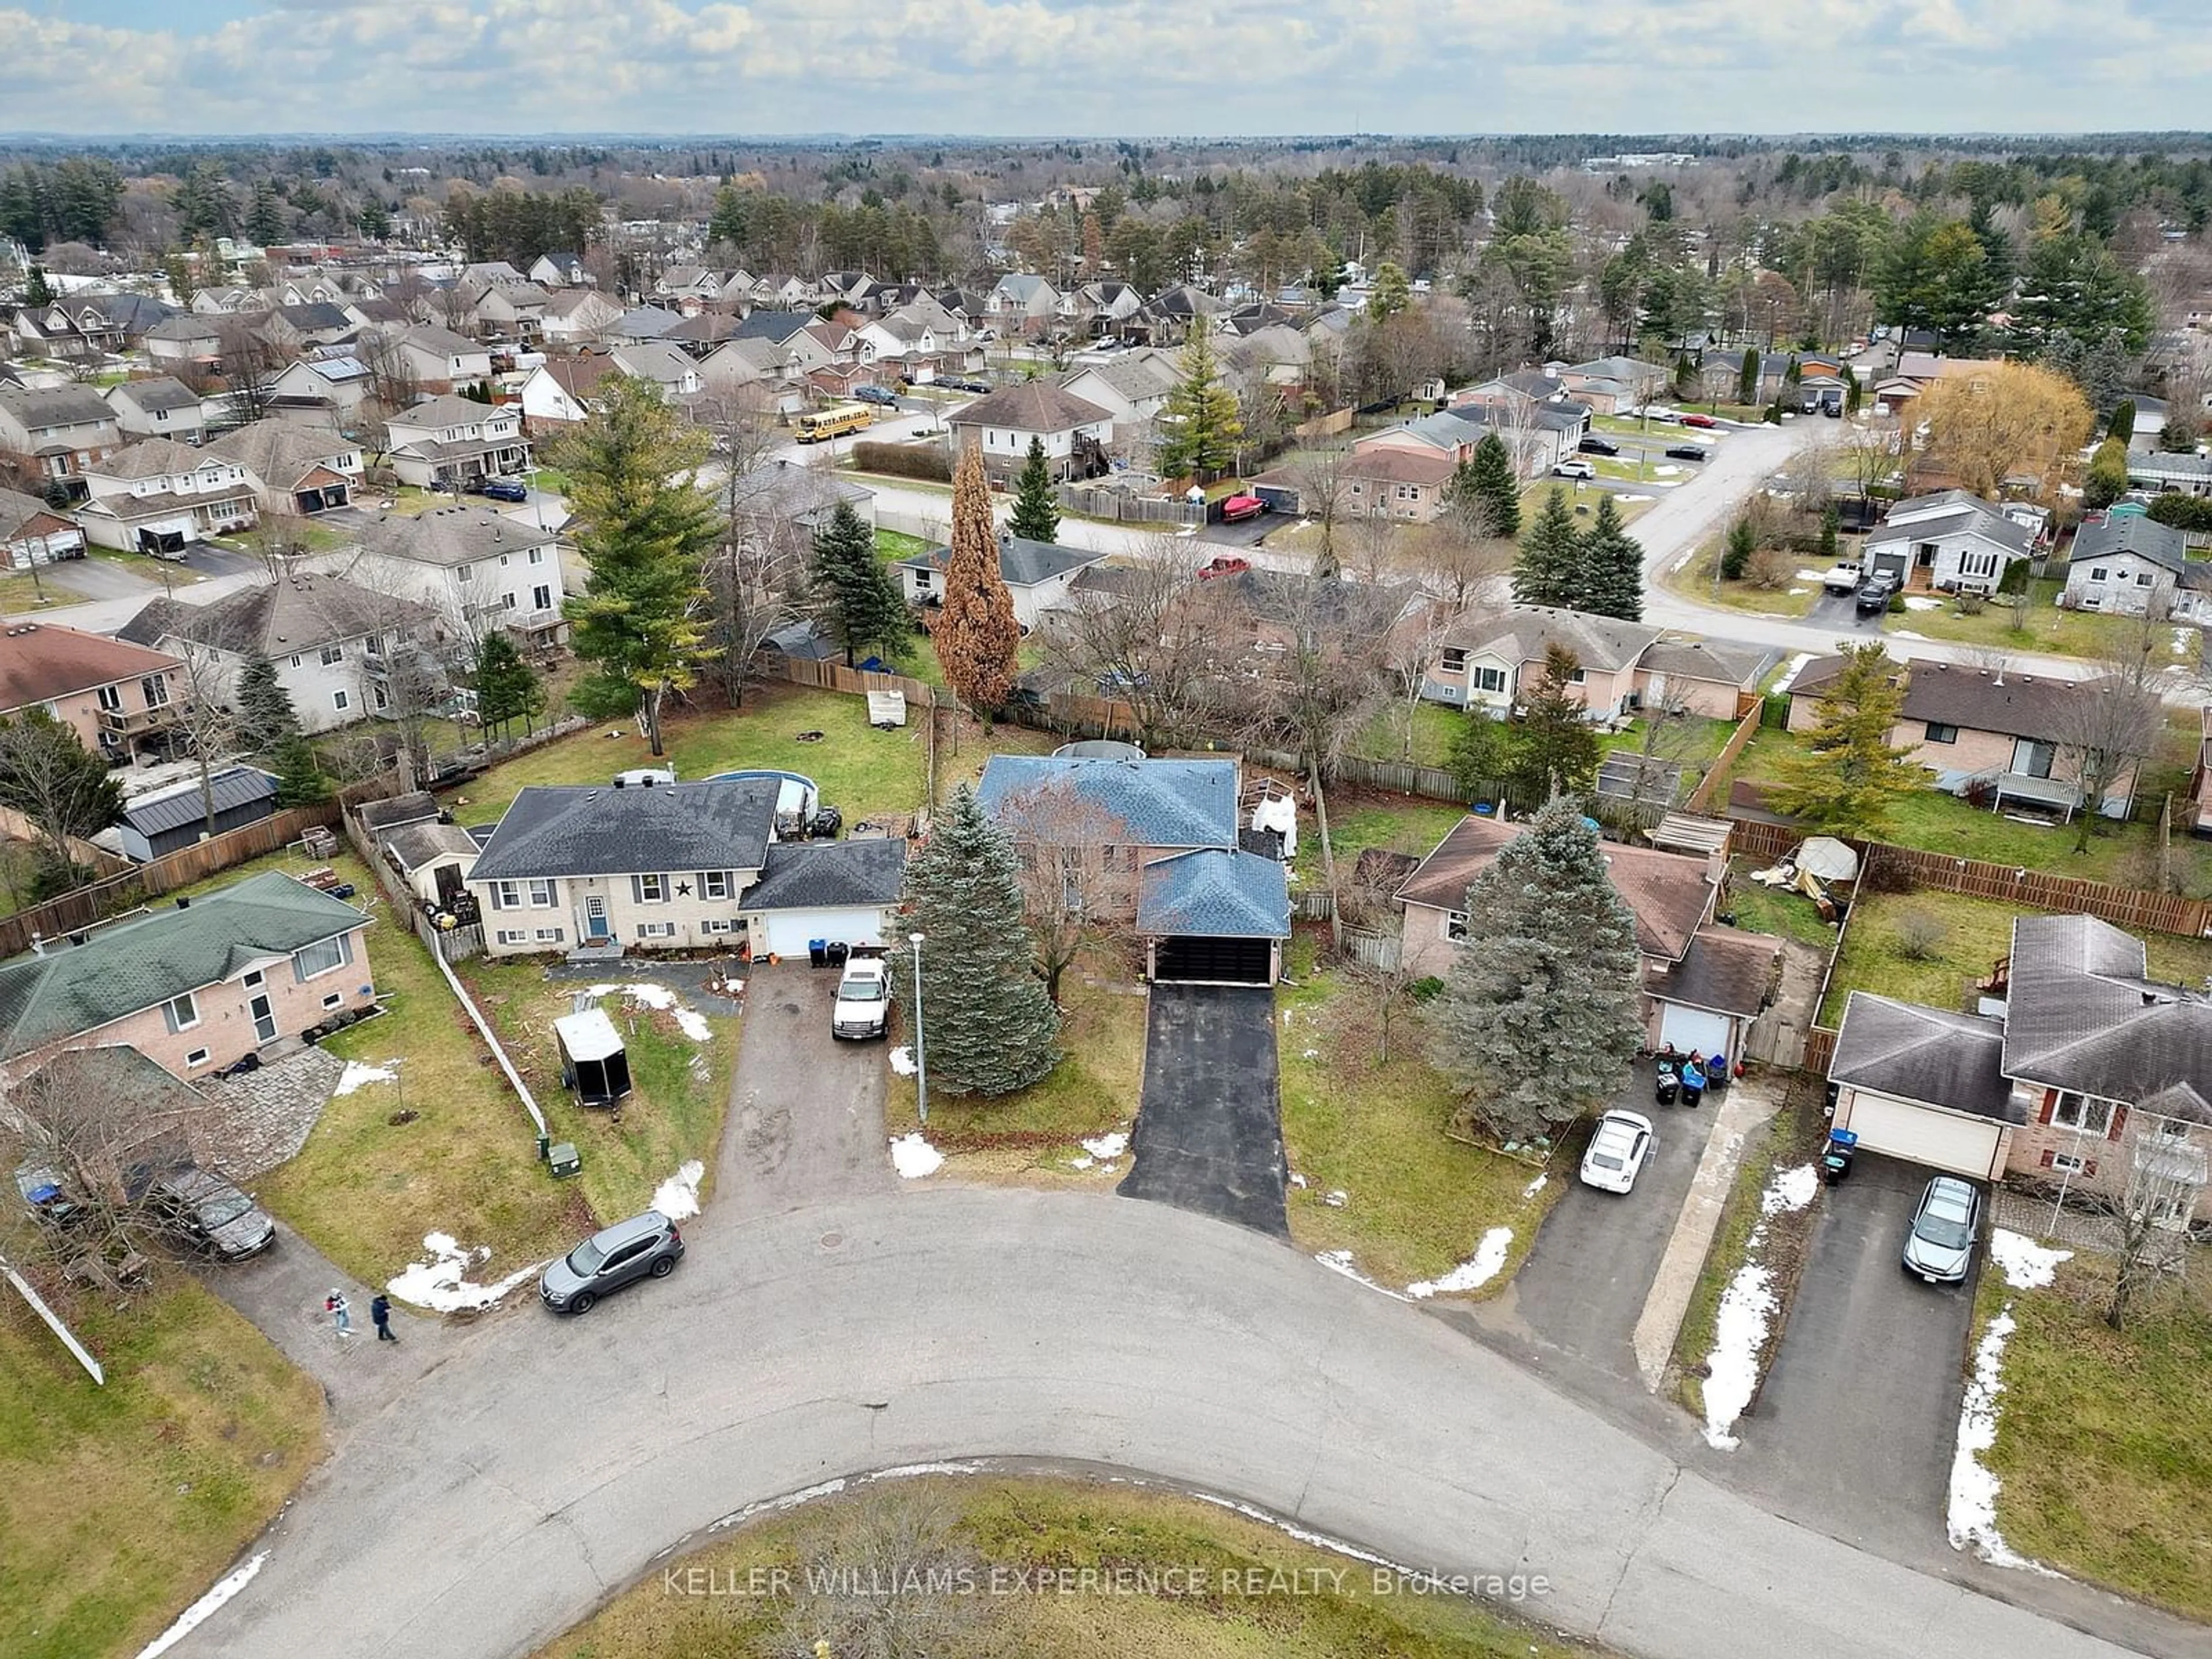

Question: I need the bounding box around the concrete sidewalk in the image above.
[1630,1074,1785,1388]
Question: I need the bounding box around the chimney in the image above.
[642,775,654,787]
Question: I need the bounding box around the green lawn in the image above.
[1293,799,1467,889]
[1354,700,1463,771]
[1596,713,1738,768]
[1886,580,2148,661]
[0,566,87,611]
[1664,545,1822,618]
[1719,856,1838,950]
[1978,1257,2212,1619]
[1279,953,1563,1290]
[0,1275,323,1659]
[874,526,934,563]
[527,465,573,495]
[1819,889,2212,1028]
[453,683,930,825]
[87,547,209,585]
[534,1472,1607,1659]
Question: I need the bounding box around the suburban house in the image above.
[1395,814,1774,1057]
[0,486,88,570]
[0,870,376,1087]
[1828,912,2211,1222]
[378,324,495,395]
[206,421,363,516]
[142,314,226,372]
[116,767,281,862]
[1338,448,1456,521]
[104,377,208,445]
[2061,513,2212,621]
[2126,450,2212,498]
[1896,660,2138,819]
[1630,637,1777,719]
[738,838,910,960]
[0,384,123,493]
[342,505,566,646]
[120,573,445,733]
[12,291,174,359]
[1425,607,1658,716]
[470,281,551,343]
[266,353,373,426]
[528,252,589,289]
[1872,352,2003,417]
[975,754,1291,986]
[73,438,258,554]
[1054,350,1181,430]
[384,396,529,491]
[898,532,1109,630]
[0,622,182,763]
[1860,490,2037,596]
[539,287,626,346]
[607,341,704,400]
[1444,398,1591,475]
[725,460,876,539]
[948,383,1113,483]
[1558,356,1671,414]
[465,777,781,959]
[516,355,617,434]
[986,274,1062,330]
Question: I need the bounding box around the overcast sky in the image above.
[4,0,2207,138]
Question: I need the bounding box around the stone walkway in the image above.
[199,1046,345,1177]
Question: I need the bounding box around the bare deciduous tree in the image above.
[700,393,815,705]
[1287,444,1353,575]
[2052,614,2168,851]
[2100,1092,2211,1331]
[215,317,285,426]
[993,779,1141,1002]
[1035,536,1226,751]
[166,643,248,835]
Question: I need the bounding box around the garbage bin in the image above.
[826,941,849,967]
[808,938,828,969]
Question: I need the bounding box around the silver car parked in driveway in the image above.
[1902,1175,1982,1283]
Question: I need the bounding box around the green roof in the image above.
[0,871,370,1059]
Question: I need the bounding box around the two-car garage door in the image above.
[1836,1089,2006,1180]
[750,906,891,961]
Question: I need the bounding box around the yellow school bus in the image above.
[796,403,874,442]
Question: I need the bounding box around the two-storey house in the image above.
[379,324,495,395]
[0,622,182,763]
[0,385,122,495]
[206,421,363,516]
[104,378,208,445]
[73,438,257,554]
[384,395,529,491]
[946,383,1112,484]
[343,505,565,646]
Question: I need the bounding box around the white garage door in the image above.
[1658,1002,1732,1059]
[752,907,891,960]
[1840,1090,2004,1179]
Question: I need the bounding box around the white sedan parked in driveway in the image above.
[1579,1110,1654,1194]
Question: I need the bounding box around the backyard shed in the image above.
[118,767,279,862]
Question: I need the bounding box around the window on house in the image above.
[527,879,555,908]
[638,921,677,940]
[700,918,734,935]
[332,688,350,711]
[2137,573,2154,586]
[502,592,517,610]
[1445,910,1469,941]
[497,928,528,945]
[1441,647,1469,674]
[532,584,551,611]
[321,991,343,1009]
[493,881,520,910]
[2089,566,2108,582]
[2053,1093,2113,1135]
[289,654,302,668]
[96,684,122,711]
[1475,666,1508,694]
[372,683,389,711]
[456,563,473,583]
[141,673,169,707]
[633,873,668,904]
[320,643,344,665]
[528,547,544,565]
[701,871,730,900]
[535,927,564,943]
[2051,1152,2089,1175]
[1569,668,1588,684]
[1924,722,1959,744]
[498,553,510,567]
[185,1048,210,1067]
[163,992,199,1033]
[292,932,353,982]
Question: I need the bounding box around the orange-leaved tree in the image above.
[935,442,1021,713]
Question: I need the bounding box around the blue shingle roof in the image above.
[975,756,1238,850]
[1138,849,1290,938]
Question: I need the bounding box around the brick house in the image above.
[1896,661,2138,819]
[0,485,88,571]
[0,621,183,763]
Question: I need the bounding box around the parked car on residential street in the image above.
[1854,577,1897,613]
[1551,457,1596,479]
[540,1210,685,1313]
[853,385,900,407]
[1578,435,1620,456]
[1579,1110,1654,1195]
[471,476,528,502]
[831,956,891,1040]
[1679,412,1719,429]
[1663,444,1709,463]
[1902,1176,1982,1283]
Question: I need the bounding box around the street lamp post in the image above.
[908,931,927,1127]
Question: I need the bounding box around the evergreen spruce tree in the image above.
[1768,642,1921,835]
[2107,397,2136,444]
[1721,516,1756,581]
[935,444,1022,711]
[1506,645,1601,805]
[1454,432,1522,540]
[1511,487,1580,608]
[1007,435,1062,543]
[1155,327,1242,480]
[1571,494,1644,620]
[273,733,331,806]
[1737,346,1760,407]
[2086,437,2130,510]
[1425,796,1643,1143]
[892,784,1061,1097]
[1819,504,1840,561]
[472,632,546,741]
[234,654,299,752]
[808,499,911,667]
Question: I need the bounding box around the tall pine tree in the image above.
[1451,432,1521,540]
[808,500,910,667]
[935,444,1021,711]
[1768,642,1921,835]
[1571,494,1643,620]
[1425,796,1643,1143]
[1155,326,1241,480]
[1508,645,1601,805]
[1007,435,1061,543]
[472,632,545,741]
[892,784,1061,1097]
[234,654,299,752]
[1512,486,1580,608]
[273,733,331,806]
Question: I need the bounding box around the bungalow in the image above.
[1861,490,2037,596]
[1897,660,2137,818]
[0,622,181,763]
[898,532,1109,630]
[116,767,281,863]
[205,421,363,516]
[465,777,782,959]
[104,377,208,445]
[1828,912,2211,1221]
[384,396,529,491]
[0,486,88,571]
[0,870,376,1087]
[1873,352,2003,417]
[2061,514,2212,622]
[73,438,257,554]
[948,382,1113,484]
[1558,355,1671,415]
[1424,605,1659,716]
[2126,450,2212,498]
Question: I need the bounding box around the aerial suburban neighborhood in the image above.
[0,46,2209,1659]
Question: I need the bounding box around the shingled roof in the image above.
[950,381,1111,434]
[976,756,1238,851]
[739,838,907,911]
[1137,848,1290,938]
[469,779,781,881]
[120,574,436,658]
[1999,912,2210,1104]
[1829,993,2022,1123]
[353,503,554,569]
[0,622,181,714]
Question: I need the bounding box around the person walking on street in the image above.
[326,1289,352,1336]
[370,1293,396,1342]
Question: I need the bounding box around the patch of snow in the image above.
[585,982,713,1041]
[652,1160,704,1221]
[1904,595,1944,611]
[1617,493,1654,502]
[1652,464,1683,476]
[1289,1172,1308,1190]
[1322,1188,1348,1208]
[1892,629,1927,641]
[888,1046,916,1077]
[1067,1155,1093,1171]
[1080,1130,1128,1160]
[1301,1047,1320,1059]
[1764,1163,1820,1215]
[135,1551,268,1659]
[1522,1173,1548,1199]
[2172,627,2195,657]
[1796,569,1828,581]
[1949,1308,2059,1573]
[1770,652,1815,694]
[1701,1262,1775,1449]
[889,1132,942,1179]
[386,1232,545,1312]
[1313,1249,1410,1301]
[1787,586,1809,595]
[672,1008,712,1041]
[334,1060,396,1095]
[1988,1227,2071,1291]
[1406,1228,1513,1298]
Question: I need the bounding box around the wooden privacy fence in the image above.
[1683,706,1763,815]
[0,804,131,879]
[759,656,939,707]
[1055,486,1203,526]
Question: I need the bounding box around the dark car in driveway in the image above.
[1663,444,1709,462]
[471,476,528,502]
[1854,577,1897,613]
[540,1210,684,1313]
[1902,1176,1982,1283]
[147,1167,276,1260]
[1578,435,1620,456]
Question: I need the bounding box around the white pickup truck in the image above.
[1820,563,1866,594]
[831,957,891,1040]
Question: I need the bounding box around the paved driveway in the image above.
[1476,1063,1719,1380]
[718,964,892,1217]
[1724,1152,1978,1554]
[1118,984,1287,1236]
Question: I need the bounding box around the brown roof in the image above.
[949,381,1111,434]
[1647,926,1781,1018]
[1396,815,1714,961]
[0,622,182,713]
[1785,654,1850,701]
[0,486,75,545]
[1898,661,2075,745]
[1342,448,1455,486]
[542,355,618,400]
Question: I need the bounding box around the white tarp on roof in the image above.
[552,1007,624,1063]
[1796,836,1860,882]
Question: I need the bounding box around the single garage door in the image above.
[1658,1001,1732,1058]
[752,907,889,960]
[1153,935,1274,986]
[1839,1090,2005,1180]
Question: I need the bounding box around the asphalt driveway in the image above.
[717,963,892,1218]
[1724,1151,1978,1552]
[1478,1061,1720,1380]
[1118,984,1288,1237]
